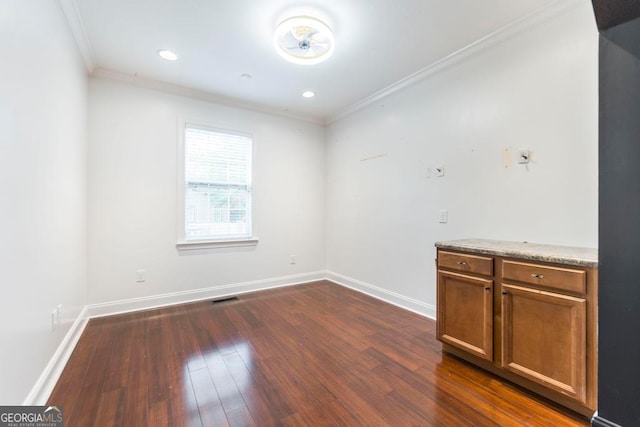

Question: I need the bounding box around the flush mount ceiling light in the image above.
[273,16,334,65]
[157,49,178,61]
[302,90,316,98]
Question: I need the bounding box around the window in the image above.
[177,122,256,250]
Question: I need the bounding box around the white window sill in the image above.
[176,238,259,251]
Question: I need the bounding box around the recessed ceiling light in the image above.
[157,49,178,61]
[274,16,334,65]
[302,91,316,98]
[240,73,252,80]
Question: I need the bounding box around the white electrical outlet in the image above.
[439,210,448,223]
[136,269,146,282]
[502,147,512,169]
[289,255,297,265]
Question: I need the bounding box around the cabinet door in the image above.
[437,271,493,361]
[501,284,586,403]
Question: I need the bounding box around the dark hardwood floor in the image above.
[48,281,589,426]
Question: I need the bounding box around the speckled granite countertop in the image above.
[435,238,598,267]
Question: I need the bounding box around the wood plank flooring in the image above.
[48,281,589,426]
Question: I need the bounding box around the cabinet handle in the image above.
[457,261,467,265]
[485,287,491,291]
[531,273,544,279]
[501,291,508,295]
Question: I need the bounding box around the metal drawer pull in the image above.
[485,287,491,291]
[531,273,544,279]
[457,261,467,265]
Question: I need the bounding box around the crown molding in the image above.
[91,68,325,125]
[58,0,584,126]
[327,0,585,125]
[57,0,95,72]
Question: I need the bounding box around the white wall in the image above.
[325,1,598,315]
[0,0,597,405]
[0,1,88,404]
[87,79,325,305]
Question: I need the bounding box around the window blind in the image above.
[184,124,252,241]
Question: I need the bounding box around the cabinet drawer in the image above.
[502,260,586,295]
[438,251,493,276]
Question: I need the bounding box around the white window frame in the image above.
[176,117,258,251]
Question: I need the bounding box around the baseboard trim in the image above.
[22,306,89,405]
[591,415,623,427]
[86,271,327,318]
[326,271,436,319]
[26,269,437,405]
[24,271,325,405]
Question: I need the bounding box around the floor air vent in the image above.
[211,296,239,304]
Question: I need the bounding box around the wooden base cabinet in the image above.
[436,250,494,362]
[502,284,587,402]
[436,246,597,417]
[437,271,493,361]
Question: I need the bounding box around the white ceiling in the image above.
[68,0,559,123]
